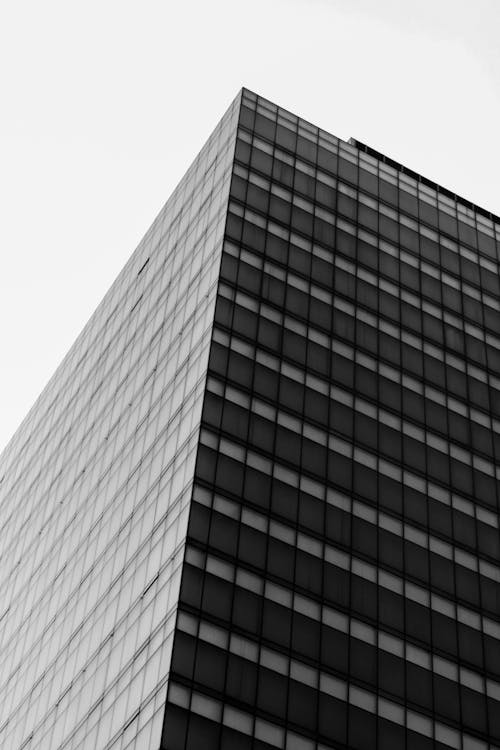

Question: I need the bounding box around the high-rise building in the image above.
[1,88,500,750]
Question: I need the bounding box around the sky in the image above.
[0,0,499,453]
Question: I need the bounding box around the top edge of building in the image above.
[240,86,500,228]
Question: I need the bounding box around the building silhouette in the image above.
[1,89,500,750]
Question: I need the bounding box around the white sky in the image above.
[0,0,499,453]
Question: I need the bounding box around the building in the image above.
[1,89,500,750]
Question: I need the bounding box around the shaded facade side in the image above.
[0,94,241,749]
[161,89,500,750]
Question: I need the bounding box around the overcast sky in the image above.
[0,0,499,453]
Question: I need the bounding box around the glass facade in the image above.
[161,90,500,750]
[0,93,240,749]
[2,88,500,750]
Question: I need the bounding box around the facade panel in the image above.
[162,90,500,750]
[0,93,240,749]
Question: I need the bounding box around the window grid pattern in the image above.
[161,90,500,750]
[0,93,241,749]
